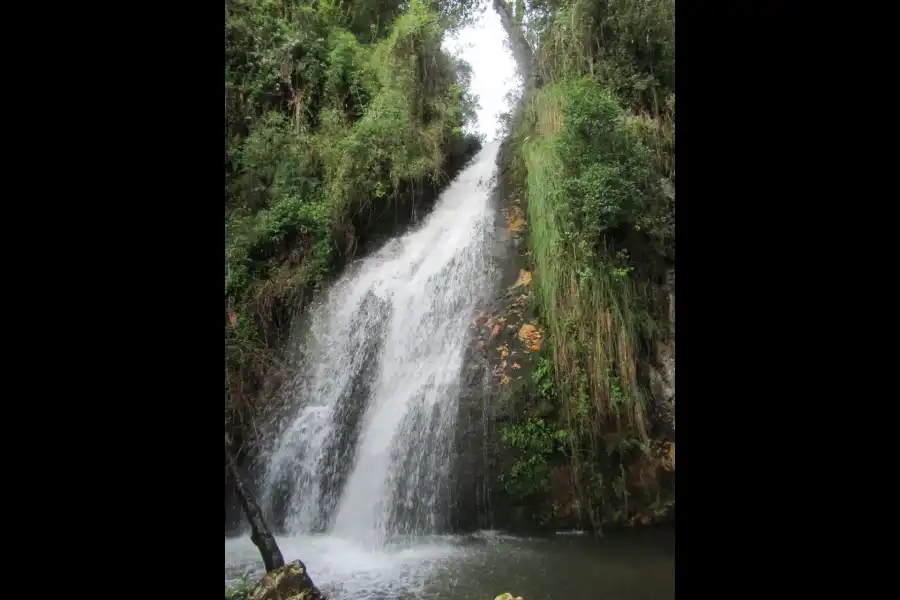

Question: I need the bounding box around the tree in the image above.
[492,0,537,86]
[226,445,326,599]
[225,446,285,571]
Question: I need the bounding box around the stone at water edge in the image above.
[251,560,326,600]
[494,594,524,600]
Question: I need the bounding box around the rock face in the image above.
[647,268,675,439]
[250,560,325,600]
[451,140,676,533]
[451,141,560,532]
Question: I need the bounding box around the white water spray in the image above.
[262,142,502,545]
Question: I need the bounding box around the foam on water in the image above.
[225,534,465,599]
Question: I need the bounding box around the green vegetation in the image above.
[499,0,675,531]
[500,416,569,498]
[225,574,253,600]
[224,0,482,443]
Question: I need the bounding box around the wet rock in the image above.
[452,140,562,533]
[517,323,543,351]
[507,206,526,233]
[649,341,675,436]
[250,560,325,600]
[662,441,675,471]
[513,269,532,287]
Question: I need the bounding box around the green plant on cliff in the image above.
[224,0,482,449]
[533,356,555,400]
[500,417,569,498]
[499,0,674,531]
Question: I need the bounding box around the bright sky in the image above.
[444,5,520,141]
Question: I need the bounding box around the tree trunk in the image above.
[492,0,537,87]
[225,447,285,572]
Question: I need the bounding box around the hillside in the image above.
[456,0,676,533]
[224,0,482,459]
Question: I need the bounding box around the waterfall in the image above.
[261,142,502,546]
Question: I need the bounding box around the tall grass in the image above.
[505,0,675,523]
[524,86,653,443]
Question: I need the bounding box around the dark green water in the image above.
[224,529,674,600]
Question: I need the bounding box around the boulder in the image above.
[251,560,325,600]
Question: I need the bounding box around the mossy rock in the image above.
[251,560,325,600]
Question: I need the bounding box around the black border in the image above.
[677,2,795,596]
[106,3,222,594]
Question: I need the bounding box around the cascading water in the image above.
[227,8,677,599]
[261,142,501,546]
[226,7,528,597]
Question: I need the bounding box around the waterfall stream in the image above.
[261,142,501,545]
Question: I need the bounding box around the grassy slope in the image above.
[498,0,675,531]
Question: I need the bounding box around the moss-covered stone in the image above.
[250,560,325,600]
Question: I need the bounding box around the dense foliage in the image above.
[224,0,482,445]
[498,0,675,531]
